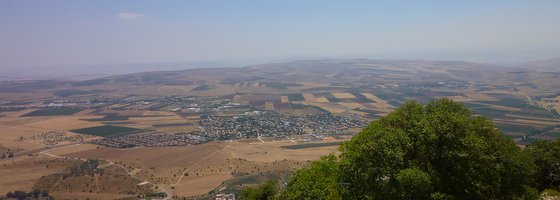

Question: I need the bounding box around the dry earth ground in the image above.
[40,139,344,197]
[0,156,74,194]
[331,92,356,99]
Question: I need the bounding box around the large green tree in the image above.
[525,139,560,191]
[280,155,341,200]
[281,98,538,200]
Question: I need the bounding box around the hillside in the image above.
[3,59,559,98]
[522,57,560,72]
[55,59,560,95]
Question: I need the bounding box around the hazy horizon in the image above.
[2,1,560,76]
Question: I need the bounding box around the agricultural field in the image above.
[70,125,142,137]
[0,113,104,151]
[462,96,560,140]
[22,107,84,117]
[331,92,356,99]
[286,93,305,102]
[537,95,560,117]
[191,85,214,91]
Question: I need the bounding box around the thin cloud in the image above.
[117,12,143,20]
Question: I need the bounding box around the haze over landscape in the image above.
[1,1,560,200]
[2,0,560,76]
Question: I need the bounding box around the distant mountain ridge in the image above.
[2,59,560,97]
[522,57,560,72]
[64,59,559,90]
[82,59,508,86]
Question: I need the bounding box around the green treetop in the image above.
[243,98,543,200]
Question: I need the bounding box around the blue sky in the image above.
[1,0,560,73]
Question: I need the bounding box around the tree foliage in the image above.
[239,180,279,200]
[280,155,341,200]
[6,189,54,200]
[394,167,432,199]
[525,139,560,191]
[279,98,538,200]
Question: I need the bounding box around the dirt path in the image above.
[39,151,64,158]
[173,147,222,186]
[95,174,100,193]
[39,145,172,199]
[104,161,172,199]
[15,142,79,157]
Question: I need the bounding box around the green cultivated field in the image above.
[191,85,213,91]
[463,97,559,140]
[22,107,83,116]
[83,113,129,121]
[495,124,538,134]
[359,109,383,118]
[70,125,142,137]
[286,93,305,101]
[290,103,330,113]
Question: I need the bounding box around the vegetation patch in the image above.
[191,85,214,91]
[286,93,305,101]
[273,102,292,110]
[102,121,132,125]
[471,107,507,118]
[514,106,557,119]
[314,93,341,102]
[71,125,142,137]
[290,103,330,113]
[350,92,376,103]
[83,113,129,121]
[372,91,407,106]
[23,107,83,116]
[495,123,537,135]
[387,99,404,107]
[5,189,52,199]
[359,109,382,118]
